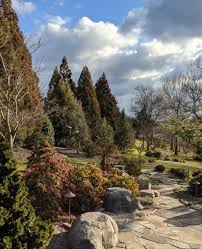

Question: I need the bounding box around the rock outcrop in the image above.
[66,212,118,249]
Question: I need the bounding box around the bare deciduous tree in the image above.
[131,85,162,150]
[184,59,202,120]
[161,73,188,155]
[0,31,43,148]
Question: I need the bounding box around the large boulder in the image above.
[103,187,142,213]
[66,212,118,249]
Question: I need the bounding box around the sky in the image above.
[13,0,202,112]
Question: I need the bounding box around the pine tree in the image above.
[95,73,120,130]
[0,143,52,249]
[77,66,101,135]
[47,79,90,149]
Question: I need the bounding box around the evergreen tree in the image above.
[77,66,101,135]
[115,110,134,150]
[60,56,77,95]
[49,57,77,96]
[0,143,52,249]
[47,79,90,149]
[0,0,43,111]
[0,1,44,148]
[41,116,55,146]
[96,118,114,151]
[96,118,114,171]
[95,73,120,130]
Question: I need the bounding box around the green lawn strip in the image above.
[143,160,202,172]
[70,157,100,167]
[158,160,202,170]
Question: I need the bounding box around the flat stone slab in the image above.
[126,241,145,249]
[109,174,202,249]
[140,189,160,198]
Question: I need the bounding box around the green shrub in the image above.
[84,143,97,158]
[69,164,106,213]
[15,129,27,147]
[24,130,47,150]
[105,169,139,196]
[145,150,161,159]
[164,156,171,161]
[154,164,165,173]
[0,143,52,248]
[145,150,153,157]
[123,156,145,176]
[28,139,55,165]
[192,171,201,178]
[193,154,202,161]
[139,196,153,206]
[169,168,187,179]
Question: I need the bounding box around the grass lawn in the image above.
[143,159,202,175]
[70,157,100,167]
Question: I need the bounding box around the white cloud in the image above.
[33,5,202,112]
[12,0,35,14]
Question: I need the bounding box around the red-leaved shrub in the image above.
[26,157,139,220]
[25,154,73,220]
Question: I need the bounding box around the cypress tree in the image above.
[77,66,101,134]
[95,73,120,130]
[47,79,90,149]
[0,143,52,249]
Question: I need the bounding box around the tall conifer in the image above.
[47,79,90,149]
[49,57,77,95]
[95,73,120,130]
[0,0,43,111]
[77,66,101,134]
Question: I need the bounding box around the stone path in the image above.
[111,175,202,249]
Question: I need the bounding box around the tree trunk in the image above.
[77,141,80,154]
[9,135,14,149]
[142,136,145,150]
[101,153,107,171]
[170,136,174,151]
[146,138,150,151]
[174,135,179,156]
